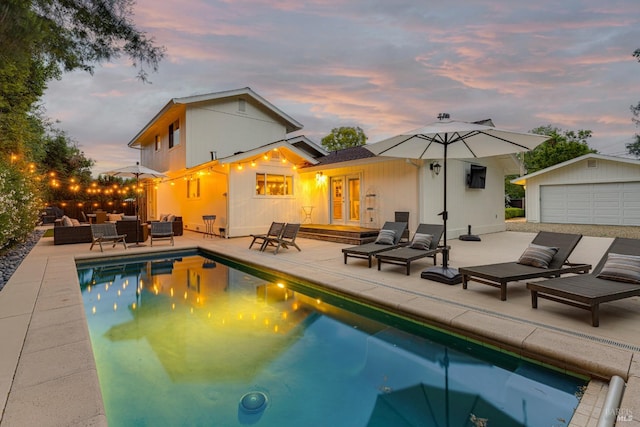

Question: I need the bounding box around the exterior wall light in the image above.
[430,162,442,176]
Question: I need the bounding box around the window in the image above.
[255,173,293,196]
[169,120,180,149]
[154,135,161,151]
[238,98,246,112]
[187,177,200,199]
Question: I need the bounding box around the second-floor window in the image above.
[169,120,180,149]
[154,135,161,151]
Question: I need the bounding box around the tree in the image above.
[523,125,597,173]
[321,126,367,151]
[0,0,164,248]
[628,49,640,157]
[0,0,165,83]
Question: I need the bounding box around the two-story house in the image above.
[128,87,518,239]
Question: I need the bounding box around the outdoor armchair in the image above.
[261,223,301,254]
[249,222,285,250]
[527,237,640,326]
[459,231,590,301]
[90,223,127,252]
[150,221,174,246]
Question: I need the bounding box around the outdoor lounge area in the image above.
[0,227,639,426]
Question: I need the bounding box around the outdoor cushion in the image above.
[122,215,138,221]
[517,243,558,269]
[410,233,433,250]
[107,213,123,221]
[596,253,640,284]
[70,218,81,226]
[61,215,73,227]
[375,229,396,245]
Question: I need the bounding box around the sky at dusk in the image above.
[41,0,640,175]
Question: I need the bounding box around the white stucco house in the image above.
[128,87,521,238]
[512,153,640,225]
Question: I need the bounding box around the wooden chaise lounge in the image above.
[249,222,285,250]
[261,223,301,254]
[375,224,445,275]
[459,231,591,301]
[342,222,408,268]
[527,237,640,327]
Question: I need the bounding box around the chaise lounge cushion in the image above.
[375,229,396,245]
[517,244,558,269]
[410,233,433,250]
[596,253,640,284]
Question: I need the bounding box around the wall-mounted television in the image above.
[467,164,487,189]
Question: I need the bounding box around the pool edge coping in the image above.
[0,243,637,426]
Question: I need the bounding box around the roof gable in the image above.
[220,139,319,166]
[512,153,640,185]
[129,87,303,147]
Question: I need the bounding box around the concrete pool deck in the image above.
[0,229,638,426]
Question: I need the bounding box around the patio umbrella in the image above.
[367,382,521,427]
[365,117,548,284]
[104,162,167,244]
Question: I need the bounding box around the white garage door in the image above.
[540,182,640,225]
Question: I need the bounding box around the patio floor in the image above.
[1,229,638,426]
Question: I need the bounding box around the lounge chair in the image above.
[527,237,640,327]
[249,222,285,250]
[395,211,410,243]
[150,221,174,246]
[375,224,445,275]
[459,231,591,301]
[342,222,408,267]
[89,223,127,252]
[261,223,301,254]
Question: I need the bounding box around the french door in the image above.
[330,175,361,225]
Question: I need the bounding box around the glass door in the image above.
[331,175,361,225]
[347,176,360,223]
[331,177,344,223]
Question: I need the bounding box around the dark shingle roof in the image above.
[315,146,376,166]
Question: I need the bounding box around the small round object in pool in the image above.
[239,391,268,413]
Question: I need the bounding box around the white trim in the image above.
[512,153,640,185]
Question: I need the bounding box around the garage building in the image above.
[512,154,640,226]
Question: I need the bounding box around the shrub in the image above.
[505,207,525,219]
[0,162,41,250]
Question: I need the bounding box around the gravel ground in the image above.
[0,230,44,291]
[506,219,640,239]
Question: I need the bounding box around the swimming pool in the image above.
[77,250,586,426]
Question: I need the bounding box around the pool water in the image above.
[78,252,586,427]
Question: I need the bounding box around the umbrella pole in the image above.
[420,139,462,285]
[133,173,146,247]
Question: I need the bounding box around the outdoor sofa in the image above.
[375,223,445,275]
[459,231,591,301]
[53,220,92,245]
[527,237,640,327]
[115,219,149,243]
